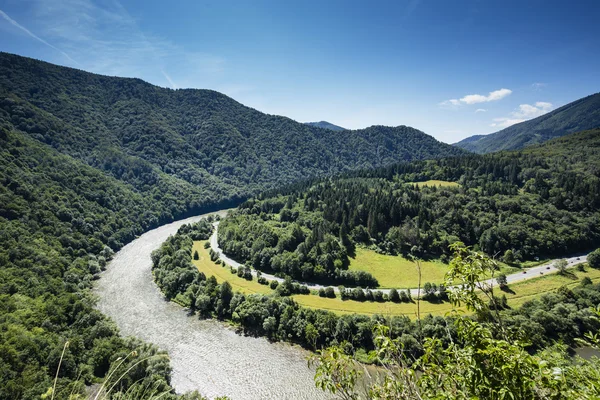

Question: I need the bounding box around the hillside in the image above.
[455,92,600,153]
[0,52,465,398]
[220,129,600,279]
[0,52,464,199]
[304,120,346,131]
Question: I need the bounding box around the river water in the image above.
[94,212,328,399]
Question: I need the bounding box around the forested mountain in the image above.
[455,92,600,153]
[304,120,346,131]
[0,52,463,199]
[0,52,465,398]
[221,129,600,277]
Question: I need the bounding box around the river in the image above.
[94,212,328,399]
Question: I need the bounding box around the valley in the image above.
[1,49,600,399]
[95,211,326,400]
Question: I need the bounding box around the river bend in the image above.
[95,212,327,399]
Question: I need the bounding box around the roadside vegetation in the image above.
[153,220,600,370]
[311,244,600,399]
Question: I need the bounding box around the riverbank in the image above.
[94,211,327,399]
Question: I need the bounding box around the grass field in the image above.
[501,267,600,308]
[192,241,272,295]
[348,248,519,288]
[407,180,459,187]
[193,240,598,318]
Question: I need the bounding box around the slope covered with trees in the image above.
[455,92,600,153]
[0,52,467,397]
[220,129,600,273]
[0,51,464,199]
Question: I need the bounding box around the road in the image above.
[210,222,589,297]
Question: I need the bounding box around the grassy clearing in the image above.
[192,241,271,295]
[349,248,518,288]
[193,240,597,319]
[501,267,600,308]
[294,294,458,317]
[407,180,459,187]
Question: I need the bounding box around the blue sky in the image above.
[1,0,599,143]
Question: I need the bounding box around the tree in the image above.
[496,274,508,288]
[193,250,199,260]
[588,248,600,269]
[503,249,516,265]
[325,287,336,298]
[389,288,400,303]
[554,259,569,275]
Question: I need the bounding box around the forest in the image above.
[0,52,465,398]
[152,219,600,392]
[1,50,600,399]
[218,129,600,281]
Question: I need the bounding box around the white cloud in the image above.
[531,82,547,90]
[475,108,486,113]
[8,0,226,89]
[0,8,79,65]
[440,88,512,107]
[491,101,553,128]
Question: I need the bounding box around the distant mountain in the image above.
[455,92,600,153]
[305,121,346,131]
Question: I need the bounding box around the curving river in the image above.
[94,211,328,400]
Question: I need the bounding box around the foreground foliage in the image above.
[311,244,600,399]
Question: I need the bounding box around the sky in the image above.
[0,0,599,143]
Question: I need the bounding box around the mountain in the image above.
[229,129,600,272]
[0,52,464,199]
[305,120,346,131]
[0,52,466,398]
[455,92,600,153]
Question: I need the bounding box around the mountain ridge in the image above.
[304,121,346,131]
[454,92,600,153]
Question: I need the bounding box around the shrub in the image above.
[588,248,600,269]
[325,287,335,298]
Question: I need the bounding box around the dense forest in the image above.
[219,129,600,279]
[0,126,218,398]
[0,51,464,200]
[153,220,600,374]
[0,53,467,398]
[455,92,600,153]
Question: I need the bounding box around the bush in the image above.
[318,288,326,297]
[203,241,210,249]
[258,276,268,285]
[325,287,335,298]
[270,280,279,290]
[399,290,410,303]
[389,288,400,303]
[588,248,600,269]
